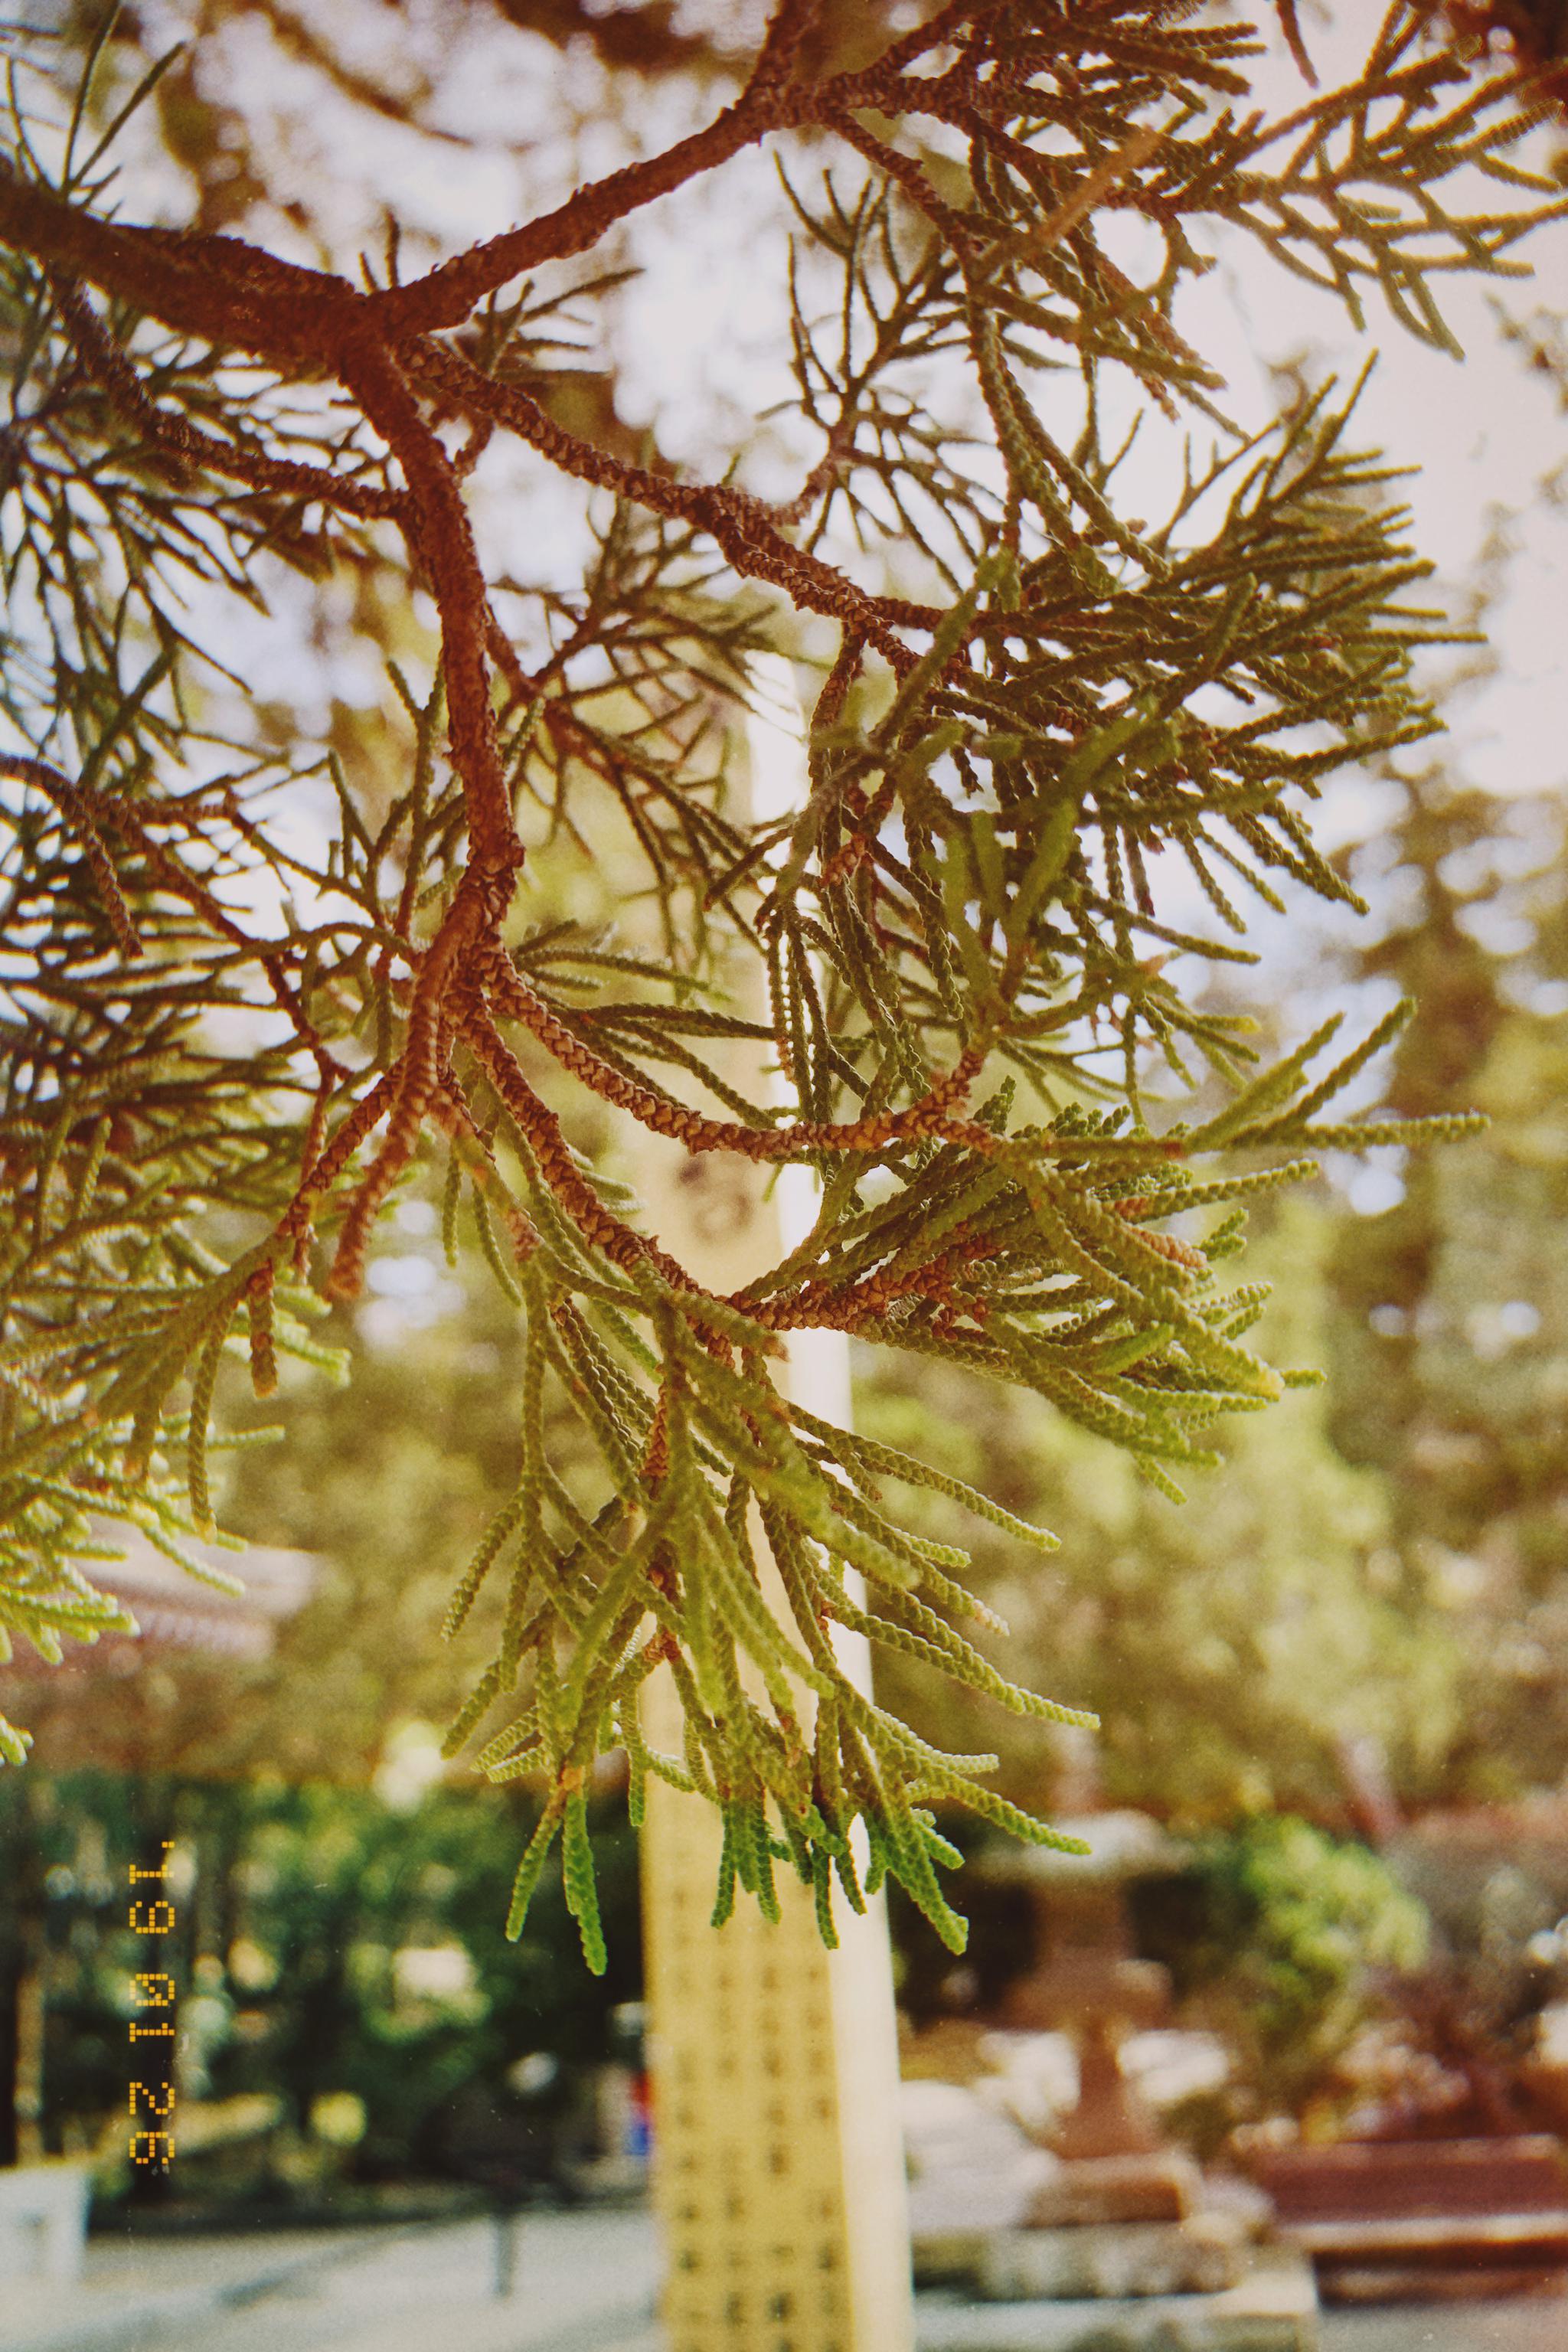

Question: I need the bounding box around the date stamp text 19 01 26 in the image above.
[128,1842,176,2171]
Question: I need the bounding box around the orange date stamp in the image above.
[127,1842,176,2170]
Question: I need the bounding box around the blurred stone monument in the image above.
[898,1733,1319,2341]
[973,1786,1260,2300]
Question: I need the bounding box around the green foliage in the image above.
[1137,1815,1430,2112]
[0,1197,590,1783]
[0,3,1561,1949]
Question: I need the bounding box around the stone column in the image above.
[635,668,913,2352]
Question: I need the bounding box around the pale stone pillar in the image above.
[635,668,913,2352]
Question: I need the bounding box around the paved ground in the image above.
[1321,2302,1568,2352]
[0,2210,662,2352]
[4,2209,1566,2352]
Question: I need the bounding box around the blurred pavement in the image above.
[0,2209,662,2352]
[4,2208,1566,2352]
[1321,2301,1568,2351]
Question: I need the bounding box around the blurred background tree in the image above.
[1326,776,1568,1803]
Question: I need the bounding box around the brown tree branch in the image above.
[0,756,356,1096]
[323,880,488,1302]
[0,0,1149,1338]
[336,336,521,893]
[403,339,942,657]
[0,753,142,961]
[454,991,698,1291]
[277,1070,400,1257]
[47,275,405,521]
[364,73,802,340]
[482,946,989,1161]
[0,159,357,359]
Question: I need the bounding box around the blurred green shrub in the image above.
[1135,1816,1429,2117]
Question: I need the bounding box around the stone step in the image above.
[915,2253,1318,2351]
[977,2215,1250,2303]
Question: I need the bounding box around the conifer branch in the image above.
[0,0,1551,1947]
